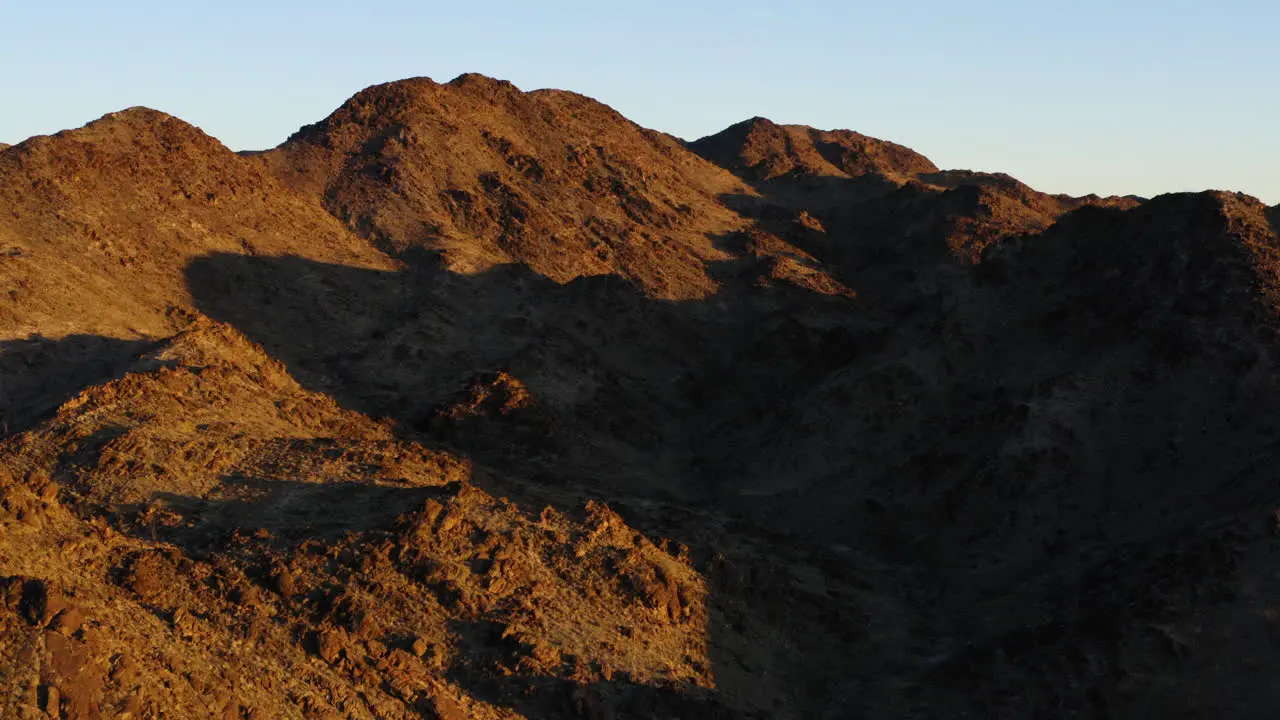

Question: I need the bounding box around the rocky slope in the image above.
[3,73,1280,719]
[256,74,748,299]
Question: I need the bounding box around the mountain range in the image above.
[3,73,1279,719]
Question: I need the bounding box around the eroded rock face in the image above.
[2,72,1279,719]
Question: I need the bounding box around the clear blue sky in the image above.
[3,1,1277,202]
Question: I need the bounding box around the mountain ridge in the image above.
[4,73,1280,719]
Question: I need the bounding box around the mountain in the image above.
[0,106,395,435]
[687,116,939,182]
[255,74,749,299]
[0,107,391,336]
[3,74,1280,719]
[689,115,1142,262]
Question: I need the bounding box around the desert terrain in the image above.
[3,74,1280,719]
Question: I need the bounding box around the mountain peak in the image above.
[691,116,936,182]
[446,72,520,93]
[262,73,745,298]
[22,106,228,159]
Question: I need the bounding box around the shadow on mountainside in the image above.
[145,478,451,555]
[184,249,889,717]
[183,248,878,516]
[182,189,1280,717]
[0,334,163,435]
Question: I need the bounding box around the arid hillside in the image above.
[3,74,1280,719]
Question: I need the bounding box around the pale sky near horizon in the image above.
[2,1,1277,202]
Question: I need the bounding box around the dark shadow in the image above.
[176,187,1280,717]
[141,477,454,557]
[0,334,163,435]
[700,158,1004,322]
[183,249,876,512]
[184,249,897,716]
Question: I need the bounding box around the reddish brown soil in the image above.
[3,74,1280,719]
